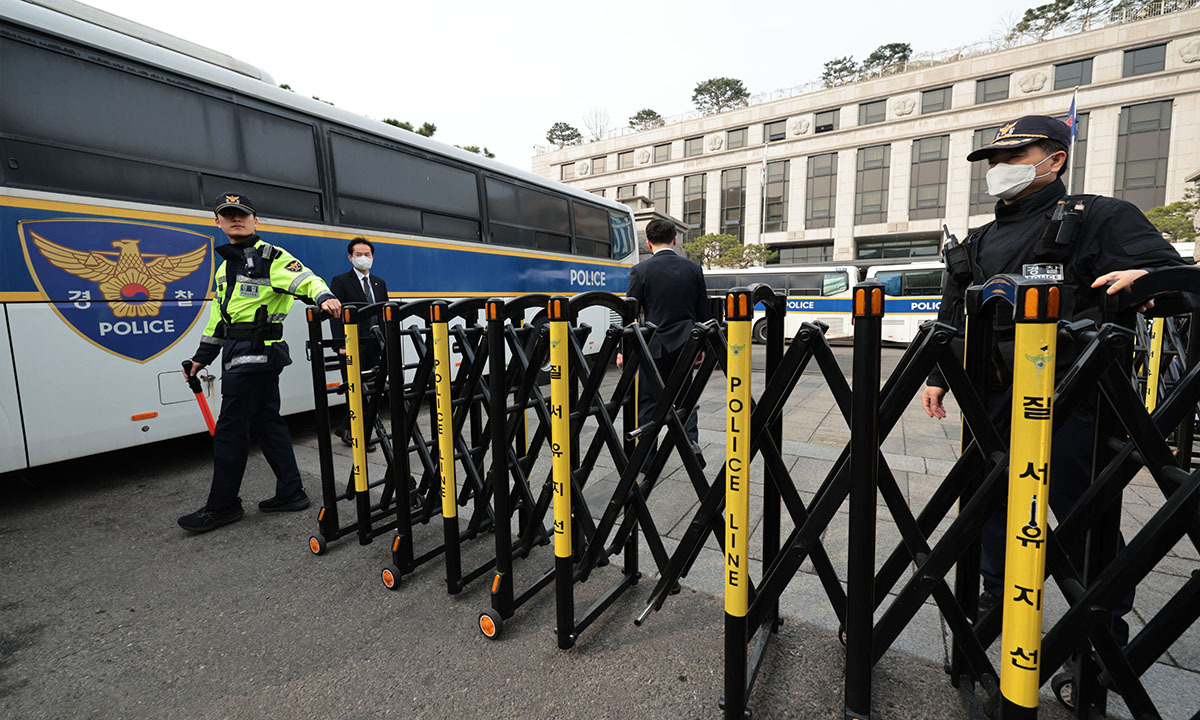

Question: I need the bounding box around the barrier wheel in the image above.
[752,319,768,345]
[479,610,503,640]
[837,624,846,647]
[1051,673,1074,710]
[381,565,401,590]
[308,534,327,555]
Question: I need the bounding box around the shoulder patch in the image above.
[284,260,303,272]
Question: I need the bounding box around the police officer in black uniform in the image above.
[178,194,341,533]
[921,116,1184,635]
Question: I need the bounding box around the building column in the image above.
[705,171,722,235]
[790,156,807,233]
[945,130,975,236]
[1086,106,1121,197]
[834,148,857,260]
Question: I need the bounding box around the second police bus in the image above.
[0,0,637,474]
[703,261,944,345]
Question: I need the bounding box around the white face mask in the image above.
[351,255,373,271]
[985,154,1058,201]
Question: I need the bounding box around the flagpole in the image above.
[758,142,768,251]
[1067,87,1079,194]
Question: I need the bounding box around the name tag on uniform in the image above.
[1023,263,1063,282]
[238,283,260,298]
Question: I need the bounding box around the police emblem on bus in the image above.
[19,219,214,363]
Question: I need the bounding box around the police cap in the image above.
[214,193,256,216]
[966,115,1071,162]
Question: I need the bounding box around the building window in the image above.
[767,243,834,265]
[921,87,951,114]
[654,143,671,163]
[1123,44,1166,77]
[910,135,949,221]
[683,173,706,242]
[856,235,940,260]
[590,188,606,197]
[592,155,607,174]
[1116,100,1171,210]
[721,167,746,242]
[969,125,1004,214]
[685,136,704,157]
[806,152,838,230]
[763,160,789,233]
[560,163,575,181]
[649,179,670,214]
[1056,112,1089,193]
[858,100,886,126]
[814,109,839,134]
[764,120,787,142]
[618,151,634,170]
[617,183,636,199]
[855,144,890,225]
[727,127,748,150]
[975,75,1009,103]
[1054,58,1093,89]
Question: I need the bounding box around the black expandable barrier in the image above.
[298,267,1199,719]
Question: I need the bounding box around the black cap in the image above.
[966,115,1071,162]
[214,193,256,215]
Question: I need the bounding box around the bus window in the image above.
[788,272,822,296]
[610,213,635,259]
[574,202,612,258]
[486,177,571,250]
[875,269,942,296]
[822,272,849,296]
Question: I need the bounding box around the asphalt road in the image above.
[0,346,1073,720]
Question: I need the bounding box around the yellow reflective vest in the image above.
[192,235,333,372]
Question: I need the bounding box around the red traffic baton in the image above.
[181,360,216,436]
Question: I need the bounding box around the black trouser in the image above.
[980,398,1133,640]
[637,346,700,463]
[206,368,303,510]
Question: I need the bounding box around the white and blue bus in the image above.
[0,0,637,473]
[703,260,943,345]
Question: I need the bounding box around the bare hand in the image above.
[695,350,705,367]
[615,353,623,369]
[922,386,947,420]
[321,297,343,317]
[1091,269,1153,311]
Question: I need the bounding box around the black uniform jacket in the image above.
[928,179,1185,388]
[626,248,710,358]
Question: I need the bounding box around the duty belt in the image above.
[222,322,284,341]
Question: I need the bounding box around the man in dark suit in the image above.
[330,237,389,447]
[617,219,710,468]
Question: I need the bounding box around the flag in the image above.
[1066,90,1078,146]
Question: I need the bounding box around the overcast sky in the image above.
[80,0,1037,171]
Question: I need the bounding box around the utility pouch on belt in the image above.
[249,305,269,352]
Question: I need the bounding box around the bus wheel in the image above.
[752,319,768,345]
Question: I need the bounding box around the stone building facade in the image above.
[532,8,1200,263]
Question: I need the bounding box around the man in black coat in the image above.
[617,219,710,467]
[330,237,389,446]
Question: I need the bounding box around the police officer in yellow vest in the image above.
[178,193,342,533]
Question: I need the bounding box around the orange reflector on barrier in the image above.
[318,507,326,522]
[725,295,735,318]
[392,536,400,552]
[1047,286,1060,319]
[871,288,882,315]
[326,382,339,389]
[384,306,392,322]
[854,290,865,317]
[1023,287,1040,319]
[131,412,158,421]
[492,574,501,593]
[738,293,748,316]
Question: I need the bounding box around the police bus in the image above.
[0,0,637,473]
[703,260,943,345]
